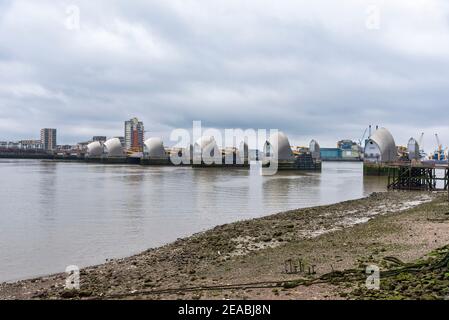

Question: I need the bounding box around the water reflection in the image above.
[38,161,58,221]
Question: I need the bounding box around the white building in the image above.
[18,140,44,150]
[309,139,321,160]
[264,132,294,161]
[104,138,124,157]
[407,138,420,161]
[364,128,397,163]
[144,138,167,159]
[86,141,104,157]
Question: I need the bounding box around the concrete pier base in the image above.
[140,158,172,166]
[363,162,396,176]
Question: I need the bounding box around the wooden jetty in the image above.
[387,163,449,191]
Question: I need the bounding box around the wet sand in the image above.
[1,191,448,300]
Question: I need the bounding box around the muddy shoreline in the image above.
[1,191,448,300]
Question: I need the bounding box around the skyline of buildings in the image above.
[0,118,145,153]
[0,119,433,161]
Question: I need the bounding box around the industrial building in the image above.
[318,140,362,161]
[364,127,397,163]
[92,136,107,143]
[338,140,362,160]
[320,148,342,160]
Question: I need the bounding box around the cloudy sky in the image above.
[1,0,449,151]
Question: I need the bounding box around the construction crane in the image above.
[433,133,446,161]
[358,127,368,147]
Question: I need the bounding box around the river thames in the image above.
[0,159,386,282]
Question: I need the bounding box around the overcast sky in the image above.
[1,0,449,151]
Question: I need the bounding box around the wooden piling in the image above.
[387,163,449,192]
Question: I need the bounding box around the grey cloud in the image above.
[0,0,449,151]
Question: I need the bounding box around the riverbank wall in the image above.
[363,162,399,176]
[1,154,323,171]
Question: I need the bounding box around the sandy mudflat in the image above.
[1,191,448,300]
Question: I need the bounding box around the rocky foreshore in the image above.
[1,191,448,300]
